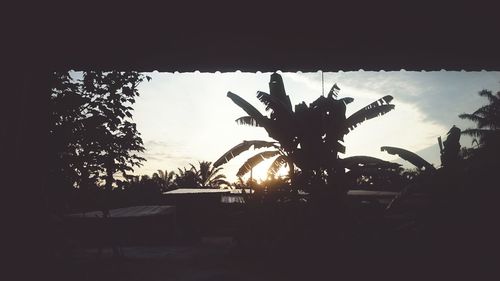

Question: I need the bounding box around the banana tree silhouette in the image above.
[438,125,461,167]
[215,73,396,192]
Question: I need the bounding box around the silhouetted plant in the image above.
[438,125,462,167]
[48,71,149,212]
[190,161,230,188]
[459,89,500,166]
[231,176,258,191]
[215,73,396,197]
[383,126,467,214]
[214,140,288,179]
[173,167,199,187]
[459,89,500,146]
[171,162,230,188]
[253,177,295,203]
[344,161,405,191]
[382,125,462,171]
[381,146,436,171]
[453,88,500,197]
[400,168,421,182]
[155,169,176,191]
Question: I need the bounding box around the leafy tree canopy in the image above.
[49,71,149,198]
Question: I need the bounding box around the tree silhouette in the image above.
[456,88,500,189]
[190,161,230,188]
[215,73,396,194]
[171,162,230,188]
[173,167,199,187]
[155,169,176,191]
[459,89,500,149]
[48,71,149,212]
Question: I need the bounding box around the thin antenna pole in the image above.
[321,71,324,96]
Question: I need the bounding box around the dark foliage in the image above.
[48,71,148,213]
[217,73,396,194]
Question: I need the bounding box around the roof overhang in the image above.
[9,3,500,71]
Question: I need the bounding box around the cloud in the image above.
[140,139,195,162]
[296,71,500,129]
[143,140,171,148]
[140,151,194,162]
[284,71,500,153]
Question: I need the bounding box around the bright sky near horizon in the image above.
[131,71,500,182]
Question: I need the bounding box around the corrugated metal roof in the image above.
[163,188,231,195]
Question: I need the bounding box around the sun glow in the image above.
[242,157,289,183]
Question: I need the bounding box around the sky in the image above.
[131,71,500,182]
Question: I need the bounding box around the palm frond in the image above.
[205,166,224,183]
[237,150,280,177]
[157,169,165,179]
[478,89,498,103]
[472,104,492,116]
[267,155,289,177]
[210,179,231,188]
[381,146,435,171]
[211,174,227,181]
[459,113,490,128]
[214,140,277,167]
[189,163,198,174]
[461,128,493,140]
[346,104,395,131]
[235,116,262,127]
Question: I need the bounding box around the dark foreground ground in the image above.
[52,237,254,281]
[37,190,500,281]
[47,236,499,281]
[45,219,500,281]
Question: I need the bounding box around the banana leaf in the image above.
[214,140,277,167]
[381,146,435,171]
[346,104,395,131]
[237,150,281,177]
[227,91,269,128]
[340,155,400,170]
[267,155,289,177]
